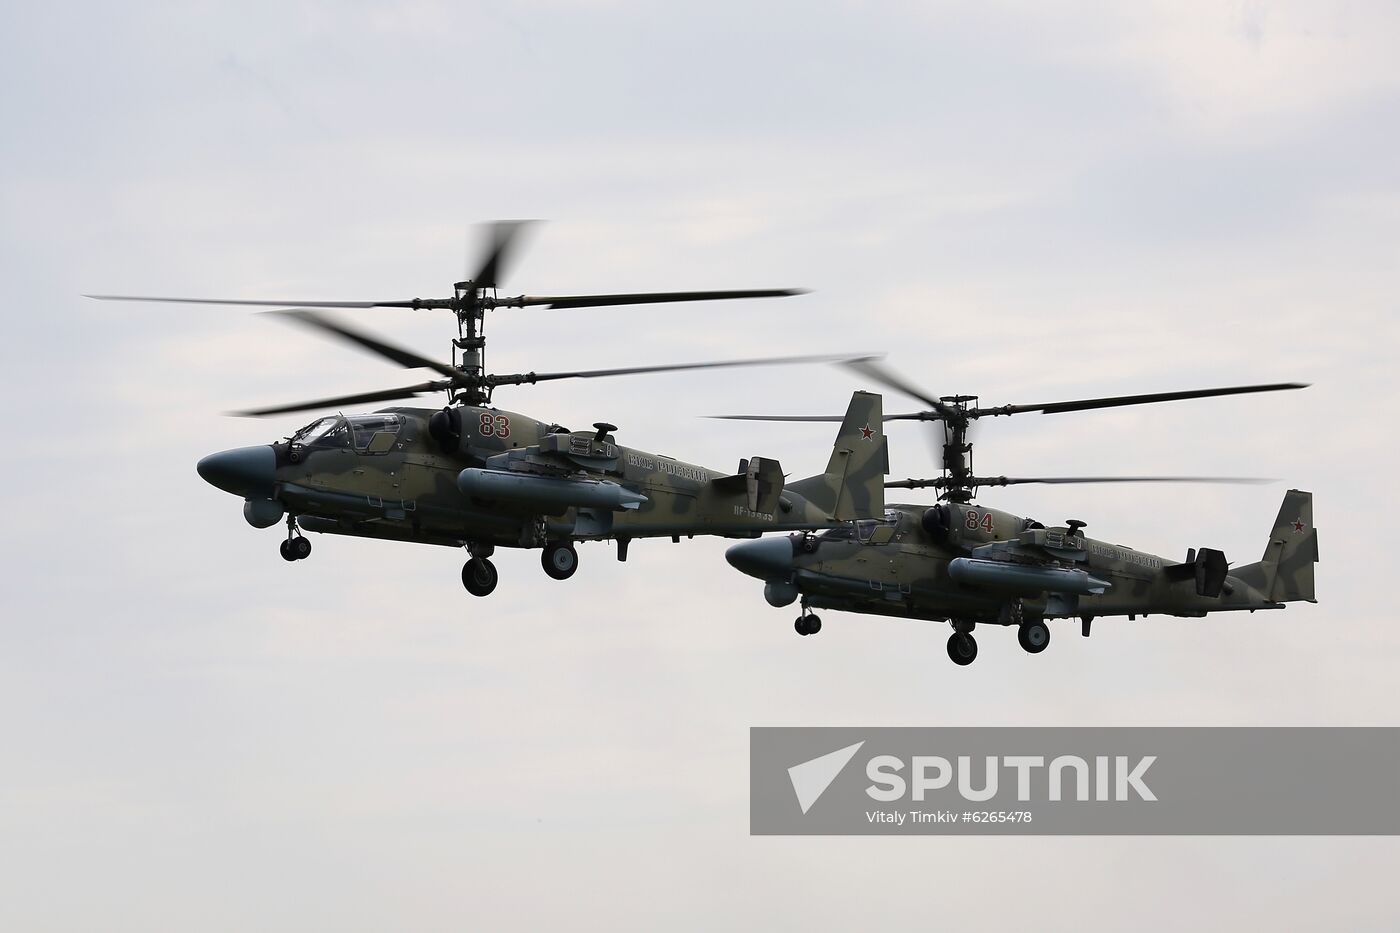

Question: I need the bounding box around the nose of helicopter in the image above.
[725,536,796,579]
[197,445,277,498]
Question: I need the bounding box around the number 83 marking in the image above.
[479,413,511,439]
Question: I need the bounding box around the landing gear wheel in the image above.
[541,542,578,581]
[461,557,499,597]
[794,614,823,636]
[947,632,978,666]
[1018,620,1050,654]
[282,515,307,562]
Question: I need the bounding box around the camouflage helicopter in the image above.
[721,361,1317,665]
[91,223,891,595]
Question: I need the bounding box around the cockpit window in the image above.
[818,514,898,543]
[293,416,350,448]
[348,413,402,449]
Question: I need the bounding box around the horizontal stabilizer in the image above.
[711,456,785,514]
[1163,547,1228,597]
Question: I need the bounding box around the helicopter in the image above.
[90,223,890,594]
[721,361,1318,665]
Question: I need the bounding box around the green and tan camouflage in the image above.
[195,391,888,593]
[721,361,1316,664]
[726,492,1317,665]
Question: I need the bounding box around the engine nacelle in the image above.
[243,497,284,528]
[922,504,950,540]
[428,408,462,452]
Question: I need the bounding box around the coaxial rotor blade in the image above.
[704,412,929,422]
[86,294,421,309]
[840,358,951,414]
[494,288,807,310]
[496,352,877,386]
[268,310,465,380]
[979,475,1275,486]
[884,478,943,490]
[972,382,1309,418]
[469,220,535,289]
[231,380,452,417]
[884,475,1274,489]
[838,358,962,465]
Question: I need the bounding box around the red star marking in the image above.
[860,424,875,441]
[1292,518,1306,533]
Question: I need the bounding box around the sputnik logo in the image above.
[787,741,865,814]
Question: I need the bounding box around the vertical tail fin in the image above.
[1257,489,1318,603]
[787,391,888,520]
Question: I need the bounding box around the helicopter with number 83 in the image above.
[91,223,889,595]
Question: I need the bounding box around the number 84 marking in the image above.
[965,509,994,533]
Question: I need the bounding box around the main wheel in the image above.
[279,540,297,562]
[461,557,499,597]
[947,632,978,666]
[292,537,312,560]
[541,542,578,580]
[1018,620,1050,654]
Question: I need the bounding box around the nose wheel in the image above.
[280,517,311,561]
[461,557,499,597]
[794,610,822,636]
[947,632,978,665]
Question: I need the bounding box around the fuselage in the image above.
[729,501,1280,625]
[197,404,845,552]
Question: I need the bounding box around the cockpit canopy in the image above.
[292,413,403,450]
[817,510,900,542]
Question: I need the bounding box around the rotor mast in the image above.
[451,280,489,406]
[935,395,977,502]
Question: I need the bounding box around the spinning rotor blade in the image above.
[519,352,876,384]
[841,358,950,413]
[470,220,534,289]
[232,380,451,417]
[982,475,1275,486]
[269,309,465,380]
[974,382,1309,418]
[90,287,810,311]
[497,288,807,310]
[87,294,410,309]
[704,411,929,423]
[841,358,963,466]
[83,292,425,306]
[885,475,1273,490]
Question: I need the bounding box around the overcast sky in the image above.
[3,2,1398,930]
